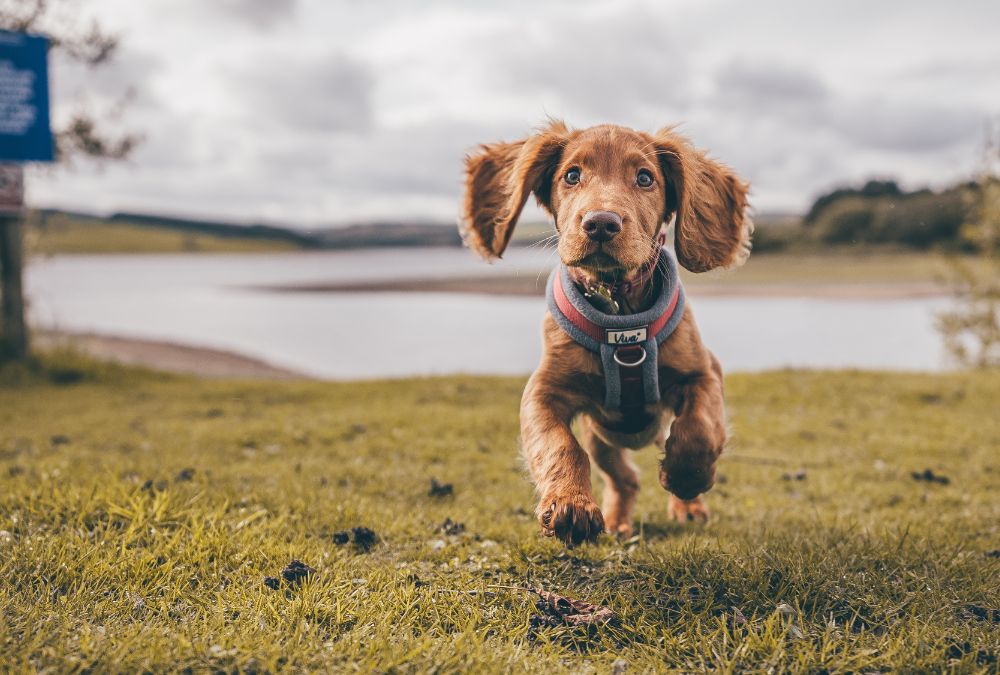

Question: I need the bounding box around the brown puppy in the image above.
[461,121,751,545]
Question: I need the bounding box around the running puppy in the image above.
[461,121,751,544]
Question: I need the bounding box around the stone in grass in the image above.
[331,527,379,552]
[263,560,315,590]
[775,602,805,639]
[175,467,196,482]
[728,606,748,628]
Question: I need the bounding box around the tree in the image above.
[0,0,139,361]
[936,121,1000,368]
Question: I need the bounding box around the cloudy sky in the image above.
[28,0,1000,226]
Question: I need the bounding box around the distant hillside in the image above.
[107,212,319,248]
[24,209,553,254]
[26,211,308,255]
[312,222,461,248]
[27,206,888,256]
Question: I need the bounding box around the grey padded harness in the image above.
[545,247,686,411]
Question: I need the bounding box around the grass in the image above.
[26,215,301,255]
[1,353,998,672]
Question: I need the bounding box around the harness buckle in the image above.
[612,345,646,368]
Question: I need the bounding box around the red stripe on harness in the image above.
[553,271,604,342]
[648,282,680,338]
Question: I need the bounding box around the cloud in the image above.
[706,59,982,156]
[488,6,693,124]
[27,0,1000,222]
[211,0,298,29]
[830,99,983,153]
[714,61,828,106]
[229,53,374,134]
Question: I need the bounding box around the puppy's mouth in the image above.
[575,248,621,272]
[567,240,655,274]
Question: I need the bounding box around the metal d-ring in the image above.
[613,346,646,368]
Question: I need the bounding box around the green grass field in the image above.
[26,216,301,255]
[1,354,998,672]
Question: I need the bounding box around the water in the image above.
[25,248,952,378]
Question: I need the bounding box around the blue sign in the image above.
[0,29,54,162]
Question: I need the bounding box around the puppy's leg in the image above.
[579,416,639,537]
[521,376,604,546]
[659,354,727,513]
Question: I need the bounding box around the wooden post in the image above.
[0,165,28,361]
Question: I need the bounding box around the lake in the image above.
[25,248,953,378]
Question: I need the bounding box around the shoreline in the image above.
[253,276,950,300]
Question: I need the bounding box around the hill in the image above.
[26,210,311,255]
[24,210,474,254]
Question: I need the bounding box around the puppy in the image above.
[461,121,750,545]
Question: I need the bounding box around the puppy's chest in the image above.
[580,368,682,434]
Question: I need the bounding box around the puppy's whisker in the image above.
[526,233,560,251]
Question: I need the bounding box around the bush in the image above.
[877,189,970,248]
[937,175,1000,368]
[812,197,876,244]
[804,179,902,224]
[808,185,972,249]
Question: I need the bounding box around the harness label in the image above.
[606,327,647,345]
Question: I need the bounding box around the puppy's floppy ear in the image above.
[653,127,752,273]
[461,121,568,260]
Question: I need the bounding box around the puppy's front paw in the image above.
[668,495,710,523]
[537,493,604,546]
[659,440,718,500]
[658,459,716,501]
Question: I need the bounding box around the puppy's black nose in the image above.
[581,211,622,242]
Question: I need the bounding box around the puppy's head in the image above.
[461,121,751,274]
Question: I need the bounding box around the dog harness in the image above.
[545,247,686,416]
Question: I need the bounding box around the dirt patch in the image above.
[911,469,950,485]
[36,331,306,380]
[264,560,316,590]
[332,527,378,552]
[429,478,453,497]
[437,518,465,536]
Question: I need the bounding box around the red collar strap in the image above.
[545,247,686,413]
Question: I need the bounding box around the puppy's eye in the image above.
[636,169,654,188]
[564,168,581,185]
